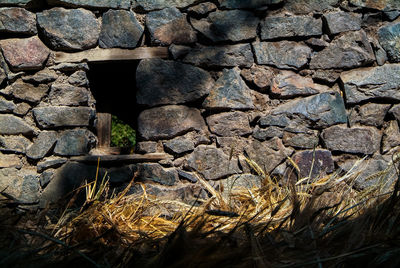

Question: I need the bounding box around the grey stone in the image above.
[390,104,400,123]
[282,131,319,149]
[33,106,95,129]
[252,125,283,140]
[50,62,89,72]
[0,0,36,7]
[0,167,39,203]
[0,65,5,85]
[169,44,191,59]
[67,70,88,87]
[305,37,329,48]
[310,31,375,69]
[134,0,198,11]
[0,96,15,112]
[54,129,96,156]
[322,125,381,154]
[26,131,58,160]
[206,111,252,137]
[0,115,34,135]
[272,92,347,128]
[132,163,178,186]
[291,149,334,179]
[382,121,400,154]
[349,103,391,127]
[106,166,133,184]
[385,10,400,21]
[312,70,341,84]
[203,68,254,110]
[138,105,207,140]
[188,2,217,15]
[187,145,240,180]
[0,152,21,168]
[49,83,89,106]
[219,0,282,9]
[270,70,328,98]
[177,169,197,183]
[221,174,261,198]
[260,16,322,40]
[163,136,194,154]
[0,7,37,35]
[39,170,54,188]
[284,0,339,14]
[378,22,400,62]
[349,0,400,11]
[37,8,100,51]
[191,10,258,42]
[6,80,48,104]
[22,69,58,84]
[37,156,67,173]
[136,59,213,107]
[340,64,400,104]
[240,65,276,91]
[253,41,311,70]
[135,141,158,154]
[323,12,361,34]
[183,44,254,68]
[99,10,144,48]
[47,0,130,9]
[146,7,196,45]
[0,36,50,71]
[259,114,291,128]
[0,135,31,153]
[13,102,31,116]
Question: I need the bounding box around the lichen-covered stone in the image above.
[340,64,400,104]
[132,163,178,186]
[134,0,198,11]
[47,0,130,9]
[260,16,322,40]
[37,8,100,51]
[191,10,258,42]
[253,41,311,70]
[183,44,253,68]
[138,105,207,140]
[0,115,34,135]
[203,68,254,110]
[207,111,252,137]
[136,59,213,107]
[6,80,48,104]
[0,135,32,153]
[99,10,144,48]
[0,36,49,71]
[26,131,58,160]
[322,125,381,154]
[146,7,196,45]
[33,106,95,129]
[54,129,96,156]
[0,7,37,35]
[323,11,361,34]
[378,22,400,62]
[349,103,391,127]
[49,83,89,106]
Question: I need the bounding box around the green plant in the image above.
[110,115,136,149]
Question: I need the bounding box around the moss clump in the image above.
[111,115,136,149]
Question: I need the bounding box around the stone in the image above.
[33,106,95,129]
[163,136,194,155]
[0,152,21,168]
[310,31,375,69]
[106,166,133,184]
[0,167,39,203]
[272,92,347,128]
[349,0,400,11]
[47,0,130,9]
[0,36,49,71]
[177,170,197,183]
[253,41,311,70]
[37,156,67,173]
[291,149,334,179]
[378,22,400,62]
[135,141,158,154]
[0,135,31,153]
[39,170,53,188]
[146,7,196,45]
[282,131,319,149]
[26,131,58,160]
[6,80,48,104]
[99,10,144,49]
[50,62,89,72]
[37,8,100,51]
[252,125,283,140]
[270,70,328,98]
[131,163,178,186]
[206,111,252,137]
[0,7,37,35]
[390,104,400,122]
[221,174,262,197]
[0,115,34,135]
[382,121,400,154]
[0,0,35,7]
[68,70,88,87]
[385,10,400,21]
[13,102,31,116]
[22,69,58,84]
[260,16,322,40]
[349,103,391,127]
[0,65,5,85]
[54,129,96,156]
[259,114,291,128]
[312,70,341,84]
[0,96,15,112]
[240,65,275,91]
[340,64,400,104]
[203,68,254,110]
[134,0,198,11]
[188,2,217,16]
[191,10,258,42]
[183,44,254,68]
[323,11,361,34]
[187,145,240,180]
[136,59,213,107]
[305,37,329,48]
[219,0,282,9]
[284,0,339,14]
[322,125,381,154]
[138,105,207,140]
[169,44,191,59]
[49,83,89,106]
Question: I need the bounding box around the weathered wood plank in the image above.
[96,113,112,148]
[70,153,172,163]
[54,47,169,63]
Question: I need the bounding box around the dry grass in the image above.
[1,152,400,267]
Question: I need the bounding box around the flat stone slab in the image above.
[26,131,58,160]
[0,167,39,203]
[37,7,100,51]
[0,36,49,71]
[6,80,49,104]
[323,11,361,35]
[0,96,15,112]
[0,114,34,135]
[378,22,400,62]
[0,7,37,35]
[49,83,89,106]
[134,0,198,11]
[349,0,400,11]
[206,111,252,137]
[136,59,213,107]
[47,0,130,9]
[33,106,95,128]
[292,149,334,179]
[54,129,95,156]
[284,0,339,14]
[219,0,283,9]
[0,135,31,154]
[132,163,178,186]
[340,64,400,104]
[348,103,391,127]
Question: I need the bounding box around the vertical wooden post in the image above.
[97,113,112,148]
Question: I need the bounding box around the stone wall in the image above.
[1,0,400,206]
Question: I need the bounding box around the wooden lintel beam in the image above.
[54,47,169,63]
[70,153,172,163]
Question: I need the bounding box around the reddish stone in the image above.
[292,149,334,179]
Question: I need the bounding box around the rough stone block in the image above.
[291,149,334,179]
[284,0,339,14]
[219,0,283,9]
[0,152,21,168]
[49,83,89,106]
[349,0,400,11]
[22,69,58,84]
[0,96,15,112]
[134,0,198,10]
[349,103,391,127]
[47,0,130,9]
[0,167,39,203]
[131,163,178,186]
[0,114,34,135]
[240,65,275,91]
[323,11,361,34]
[54,129,96,156]
[163,136,194,155]
[33,106,95,128]
[378,22,400,62]
[0,7,37,35]
[26,131,58,160]
[6,80,49,104]
[206,111,252,137]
